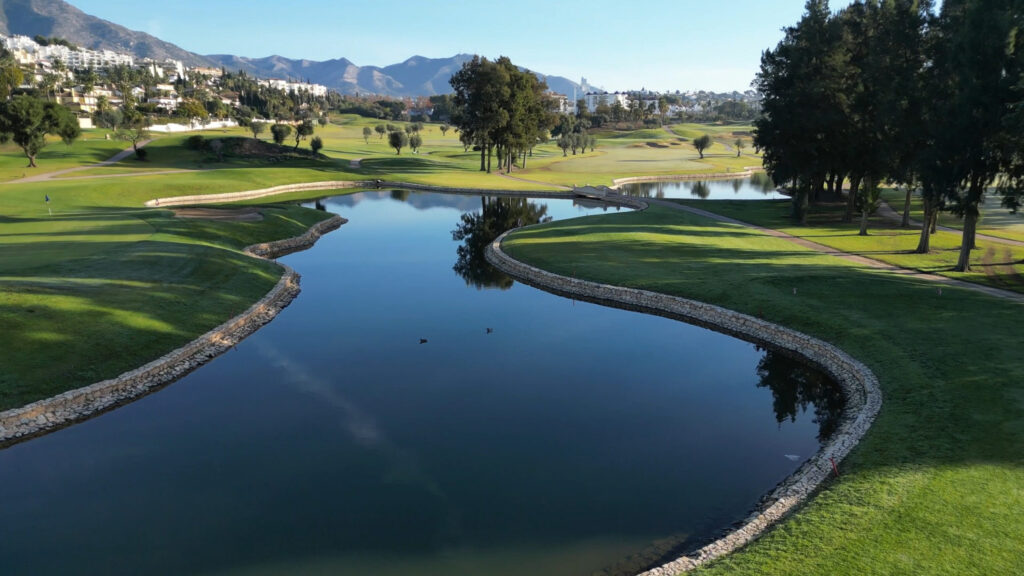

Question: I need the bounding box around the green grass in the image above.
[503,204,1024,575]
[676,198,1024,294]
[880,188,1024,244]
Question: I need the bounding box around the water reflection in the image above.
[755,349,845,441]
[691,181,711,199]
[451,197,551,289]
[621,175,781,200]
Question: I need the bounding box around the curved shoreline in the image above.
[0,214,346,446]
[5,176,880,573]
[485,207,881,575]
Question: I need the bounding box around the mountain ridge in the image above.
[0,0,591,98]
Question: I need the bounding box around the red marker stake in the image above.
[829,457,840,477]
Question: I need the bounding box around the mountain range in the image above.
[0,0,594,98]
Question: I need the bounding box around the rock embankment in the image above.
[486,225,881,575]
[0,214,347,445]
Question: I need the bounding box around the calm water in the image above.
[0,191,840,576]
[620,174,784,200]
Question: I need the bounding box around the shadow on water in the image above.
[451,197,551,289]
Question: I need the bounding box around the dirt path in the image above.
[651,198,1024,303]
[7,140,154,184]
[876,201,1024,248]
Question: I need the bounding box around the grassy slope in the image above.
[503,205,1024,575]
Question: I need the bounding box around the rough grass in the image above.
[503,205,1024,575]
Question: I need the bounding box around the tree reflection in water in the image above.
[690,181,711,199]
[451,197,551,289]
[756,349,845,441]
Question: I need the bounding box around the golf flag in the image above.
[44,194,49,203]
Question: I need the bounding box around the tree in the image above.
[734,138,745,157]
[117,108,151,160]
[929,0,1015,271]
[557,134,571,156]
[249,120,266,140]
[0,47,23,101]
[362,126,372,143]
[409,132,423,153]
[375,124,386,139]
[388,130,408,154]
[271,123,291,145]
[293,120,314,149]
[0,95,80,167]
[310,136,323,155]
[692,134,712,159]
[440,123,450,136]
[177,99,208,128]
[450,55,511,172]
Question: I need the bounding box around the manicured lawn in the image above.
[678,198,1024,294]
[880,188,1024,244]
[503,204,1024,575]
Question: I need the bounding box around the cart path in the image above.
[7,140,154,184]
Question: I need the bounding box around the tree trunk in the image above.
[954,211,978,272]
[901,187,912,228]
[826,173,835,199]
[843,174,861,223]
[915,198,935,253]
[479,141,486,172]
[792,186,809,225]
[486,145,492,173]
[26,152,36,168]
[915,204,932,253]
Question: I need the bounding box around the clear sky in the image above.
[65,0,822,93]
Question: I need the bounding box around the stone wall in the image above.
[486,223,882,575]
[0,215,347,446]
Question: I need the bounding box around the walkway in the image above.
[649,198,1024,304]
[8,140,153,184]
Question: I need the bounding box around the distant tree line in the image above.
[754,0,1024,271]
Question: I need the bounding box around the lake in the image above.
[619,174,785,200]
[0,190,840,576]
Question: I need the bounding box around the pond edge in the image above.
[485,203,882,575]
[0,214,347,446]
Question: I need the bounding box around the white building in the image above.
[583,92,630,113]
[0,34,133,68]
[257,78,328,97]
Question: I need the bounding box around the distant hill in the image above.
[204,53,592,98]
[0,0,214,66]
[0,0,592,98]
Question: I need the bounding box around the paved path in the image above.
[349,158,362,169]
[877,200,1024,248]
[7,140,154,184]
[649,198,1024,303]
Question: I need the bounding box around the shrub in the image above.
[186,135,205,150]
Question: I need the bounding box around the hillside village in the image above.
[0,33,330,130]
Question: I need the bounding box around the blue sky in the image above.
[66,0,823,92]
